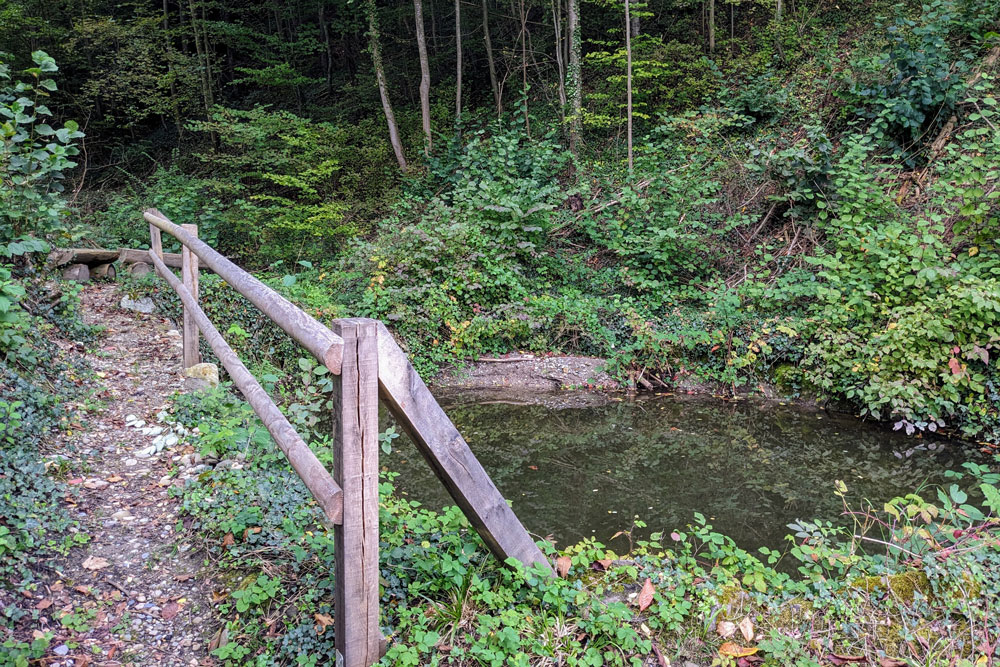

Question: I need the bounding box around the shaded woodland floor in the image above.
[16,285,218,666]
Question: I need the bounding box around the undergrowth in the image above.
[166,383,1000,666]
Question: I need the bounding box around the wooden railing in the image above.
[143,209,549,667]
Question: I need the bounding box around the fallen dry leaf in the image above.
[593,558,613,571]
[719,642,759,658]
[637,578,655,612]
[739,616,755,642]
[716,620,737,638]
[314,613,334,634]
[161,601,180,620]
[878,660,907,667]
[207,626,228,652]
[827,654,868,665]
[35,599,53,610]
[222,532,235,547]
[81,556,110,570]
[555,556,572,578]
[652,642,670,667]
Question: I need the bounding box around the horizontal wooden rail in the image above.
[144,208,343,375]
[147,249,344,524]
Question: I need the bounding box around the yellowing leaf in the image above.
[738,616,755,642]
[719,642,758,658]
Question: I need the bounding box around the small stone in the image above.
[135,445,157,458]
[182,362,219,388]
[120,295,155,314]
[53,644,70,656]
[124,458,138,466]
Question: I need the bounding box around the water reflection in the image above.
[382,394,982,552]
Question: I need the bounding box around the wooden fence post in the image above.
[180,224,200,368]
[149,223,163,262]
[331,319,382,667]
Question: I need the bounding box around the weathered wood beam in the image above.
[144,208,343,375]
[374,321,551,572]
[180,224,201,369]
[120,248,183,268]
[331,319,383,667]
[147,250,344,524]
[48,247,186,269]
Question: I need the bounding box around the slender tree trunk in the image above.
[624,0,633,173]
[187,0,212,113]
[365,0,408,172]
[163,0,183,137]
[552,0,567,123]
[482,0,502,114]
[709,0,715,53]
[455,0,462,122]
[775,0,782,21]
[415,0,432,153]
[199,0,214,108]
[730,1,734,44]
[519,0,530,136]
[320,5,334,90]
[567,0,582,154]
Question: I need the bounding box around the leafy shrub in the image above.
[0,51,84,259]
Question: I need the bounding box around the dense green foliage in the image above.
[3,0,1000,659]
[42,0,996,440]
[0,52,93,664]
[167,383,1000,665]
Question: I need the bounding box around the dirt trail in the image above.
[37,284,215,666]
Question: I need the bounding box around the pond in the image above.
[382,392,985,553]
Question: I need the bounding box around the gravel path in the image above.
[33,284,217,666]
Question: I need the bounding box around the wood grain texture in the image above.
[147,250,343,524]
[149,224,163,262]
[374,321,550,573]
[331,319,383,667]
[180,224,201,369]
[122,247,184,268]
[144,208,343,375]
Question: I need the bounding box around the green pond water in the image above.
[382,393,984,553]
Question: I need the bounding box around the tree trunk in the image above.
[482,0,502,114]
[187,0,212,114]
[415,0,433,153]
[552,0,567,123]
[567,0,582,154]
[775,0,783,21]
[365,0,408,172]
[624,0,633,173]
[455,0,462,122]
[163,0,183,137]
[519,0,530,136]
[709,0,715,53]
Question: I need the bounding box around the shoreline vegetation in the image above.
[3,0,1000,661]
